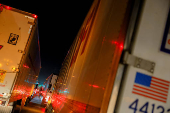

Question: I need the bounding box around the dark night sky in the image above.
[1,0,94,84]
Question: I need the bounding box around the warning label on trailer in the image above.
[0,69,6,83]
[7,33,19,45]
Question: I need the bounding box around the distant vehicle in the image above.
[42,74,58,105]
[32,84,41,97]
[46,0,170,113]
[0,4,41,112]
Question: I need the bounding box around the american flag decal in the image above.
[132,72,170,103]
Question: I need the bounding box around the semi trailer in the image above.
[0,4,41,112]
[46,0,170,113]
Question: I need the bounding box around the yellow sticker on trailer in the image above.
[0,69,6,83]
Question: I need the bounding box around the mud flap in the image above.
[20,96,27,112]
[0,106,13,113]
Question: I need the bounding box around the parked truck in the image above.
[46,0,170,113]
[0,4,41,112]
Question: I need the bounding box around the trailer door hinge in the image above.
[123,51,155,73]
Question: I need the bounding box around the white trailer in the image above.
[0,4,41,112]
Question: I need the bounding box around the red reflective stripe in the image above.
[81,1,100,55]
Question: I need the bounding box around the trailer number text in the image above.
[129,99,170,113]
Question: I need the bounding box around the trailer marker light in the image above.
[0,45,3,49]
[0,100,2,105]
[92,85,99,88]
[111,41,118,45]
[12,67,15,70]
[0,4,2,12]
[5,6,11,10]
[120,44,123,49]
[23,64,29,68]
[33,14,37,18]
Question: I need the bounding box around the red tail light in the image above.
[0,45,3,50]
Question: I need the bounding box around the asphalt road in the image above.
[14,96,46,113]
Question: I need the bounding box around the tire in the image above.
[45,104,53,113]
[24,98,30,106]
[11,101,17,113]
[17,99,22,105]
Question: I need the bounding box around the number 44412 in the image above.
[129,99,170,113]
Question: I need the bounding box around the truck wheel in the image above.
[24,98,30,106]
[11,101,17,113]
[45,104,53,113]
[17,99,22,105]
